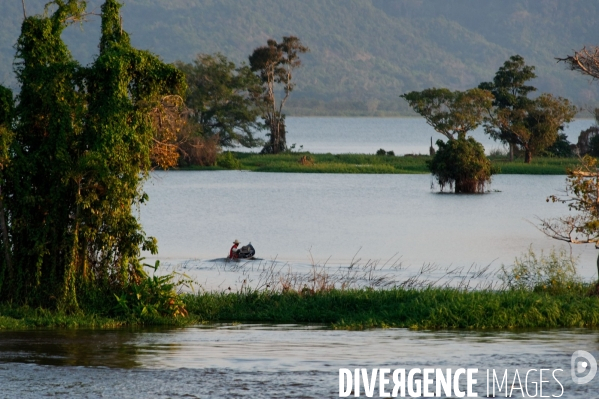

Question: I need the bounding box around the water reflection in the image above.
[2,325,599,397]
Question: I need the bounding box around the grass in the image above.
[182,152,581,175]
[2,287,597,331]
[0,303,197,330]
[182,287,599,330]
[0,248,593,331]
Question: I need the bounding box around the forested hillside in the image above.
[2,0,598,115]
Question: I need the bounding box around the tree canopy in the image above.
[400,88,493,141]
[481,56,577,163]
[0,0,185,309]
[176,53,264,148]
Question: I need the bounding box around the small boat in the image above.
[236,242,256,259]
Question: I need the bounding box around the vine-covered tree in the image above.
[481,56,577,163]
[401,88,494,193]
[0,0,185,310]
[249,36,309,154]
[176,53,264,148]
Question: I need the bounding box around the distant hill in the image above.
[2,0,599,115]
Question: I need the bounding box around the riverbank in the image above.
[2,286,597,331]
[182,152,580,175]
[184,287,599,330]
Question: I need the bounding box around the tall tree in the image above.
[1,0,185,309]
[481,56,577,163]
[478,55,536,161]
[249,36,309,154]
[176,53,264,148]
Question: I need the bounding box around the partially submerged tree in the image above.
[428,137,492,193]
[0,0,186,309]
[176,53,264,148]
[401,88,494,193]
[249,36,309,154]
[482,56,577,163]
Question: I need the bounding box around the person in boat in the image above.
[229,239,240,259]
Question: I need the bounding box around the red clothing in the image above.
[229,243,239,259]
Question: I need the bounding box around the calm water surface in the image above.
[4,117,599,398]
[2,325,599,398]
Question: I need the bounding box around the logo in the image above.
[571,350,597,384]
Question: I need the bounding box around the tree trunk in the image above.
[509,143,514,162]
[524,149,532,164]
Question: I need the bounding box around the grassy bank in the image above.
[0,303,197,330]
[182,287,599,330]
[2,287,597,331]
[183,152,580,175]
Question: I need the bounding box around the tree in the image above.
[557,46,599,80]
[401,88,493,141]
[0,0,186,309]
[478,55,536,161]
[481,56,577,163]
[401,88,494,193]
[488,93,576,163]
[539,156,599,277]
[249,36,309,154]
[428,137,493,193]
[176,53,264,148]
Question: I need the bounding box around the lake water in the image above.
[2,325,599,397]
[3,117,599,398]
[270,117,594,155]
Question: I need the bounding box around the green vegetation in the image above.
[183,287,599,330]
[480,55,577,163]
[175,53,265,148]
[249,36,309,153]
[0,0,186,312]
[181,151,581,175]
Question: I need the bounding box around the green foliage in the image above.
[401,88,493,141]
[498,247,582,294]
[589,133,599,157]
[176,53,265,148]
[183,286,599,330]
[114,261,188,319]
[0,0,186,310]
[544,133,574,158]
[216,151,241,169]
[481,56,578,163]
[427,137,493,193]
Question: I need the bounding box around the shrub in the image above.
[216,151,241,169]
[376,148,387,156]
[427,137,493,193]
[178,135,219,166]
[114,261,189,319]
[544,133,574,158]
[498,247,582,294]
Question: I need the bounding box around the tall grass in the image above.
[182,247,599,330]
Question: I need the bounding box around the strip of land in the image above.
[2,287,598,330]
[182,152,580,175]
